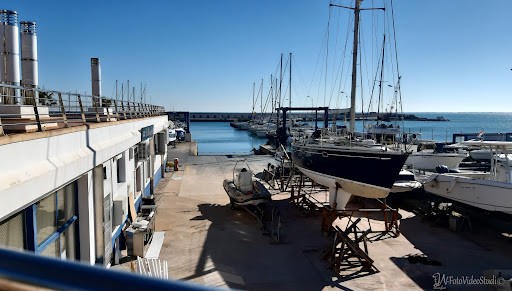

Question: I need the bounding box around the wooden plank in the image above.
[128,191,137,222]
[145,231,165,259]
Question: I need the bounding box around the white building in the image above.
[0,89,169,266]
[0,10,170,266]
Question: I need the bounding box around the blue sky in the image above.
[4,0,512,112]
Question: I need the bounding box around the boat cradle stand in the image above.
[322,217,378,274]
[321,194,401,275]
[289,172,330,216]
[262,162,295,192]
[321,183,401,239]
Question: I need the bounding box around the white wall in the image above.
[0,116,168,221]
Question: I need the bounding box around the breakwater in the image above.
[188,112,445,122]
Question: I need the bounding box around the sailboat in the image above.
[291,0,409,209]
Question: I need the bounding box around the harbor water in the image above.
[191,112,512,155]
[190,121,268,155]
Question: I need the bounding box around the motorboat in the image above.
[391,169,423,193]
[405,152,468,171]
[168,128,177,145]
[469,148,493,162]
[405,142,468,171]
[175,128,185,142]
[423,141,512,215]
[222,161,280,242]
[223,166,271,207]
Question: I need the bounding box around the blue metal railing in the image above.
[0,84,166,135]
[0,248,211,290]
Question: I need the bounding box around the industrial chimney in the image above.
[91,57,101,107]
[0,10,21,104]
[20,21,38,105]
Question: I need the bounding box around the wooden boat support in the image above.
[333,203,401,239]
[282,169,401,240]
[289,173,330,217]
[323,218,379,274]
[261,158,295,192]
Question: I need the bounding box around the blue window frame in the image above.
[25,181,80,260]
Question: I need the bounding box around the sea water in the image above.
[191,113,512,155]
[190,121,268,155]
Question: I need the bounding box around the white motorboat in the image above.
[391,169,422,193]
[168,128,177,145]
[423,141,512,215]
[405,151,468,171]
[223,164,271,207]
[469,148,493,162]
[405,142,468,171]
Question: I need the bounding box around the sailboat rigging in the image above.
[290,0,409,210]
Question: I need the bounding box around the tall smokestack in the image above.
[0,10,21,104]
[91,57,101,107]
[20,21,38,105]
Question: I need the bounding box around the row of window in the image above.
[0,131,166,261]
[0,181,78,260]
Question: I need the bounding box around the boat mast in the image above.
[260,78,263,121]
[289,52,292,130]
[251,82,255,121]
[377,34,386,121]
[279,53,283,109]
[349,0,361,135]
[330,0,384,135]
[278,53,283,127]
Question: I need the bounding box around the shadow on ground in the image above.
[181,199,347,290]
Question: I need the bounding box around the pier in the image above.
[186,111,447,122]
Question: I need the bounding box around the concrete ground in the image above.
[112,141,512,290]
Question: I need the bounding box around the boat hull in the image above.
[291,143,409,208]
[223,179,271,205]
[423,174,512,215]
[405,152,467,171]
[391,181,423,193]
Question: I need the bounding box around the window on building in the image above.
[36,182,78,260]
[0,212,25,250]
[146,160,151,181]
[117,154,126,183]
[135,166,142,193]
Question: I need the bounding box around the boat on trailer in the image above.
[223,168,272,207]
[222,160,280,242]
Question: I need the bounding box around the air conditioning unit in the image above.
[113,196,127,226]
[156,132,167,155]
[138,141,150,161]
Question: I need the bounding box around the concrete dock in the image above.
[113,141,512,290]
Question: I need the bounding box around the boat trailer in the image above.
[230,200,281,243]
